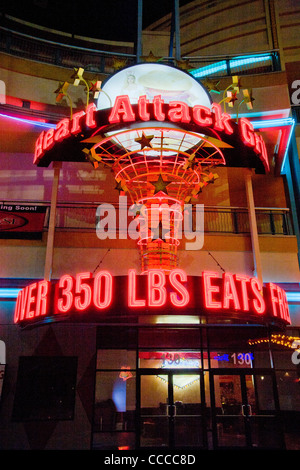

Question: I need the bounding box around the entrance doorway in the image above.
[210,370,284,449]
[138,368,285,449]
[138,370,206,448]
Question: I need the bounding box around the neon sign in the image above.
[33,96,269,172]
[14,269,290,326]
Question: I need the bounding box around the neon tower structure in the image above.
[84,116,224,273]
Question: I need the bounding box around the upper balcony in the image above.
[0,24,282,80]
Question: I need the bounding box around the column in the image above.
[245,169,263,284]
[44,161,61,281]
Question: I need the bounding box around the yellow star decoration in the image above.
[54,82,70,103]
[71,67,84,86]
[226,90,238,107]
[114,178,128,193]
[203,172,219,184]
[151,174,170,194]
[112,57,128,70]
[151,220,168,242]
[82,147,102,169]
[140,51,162,62]
[183,153,196,170]
[201,78,221,94]
[176,59,194,71]
[242,88,255,109]
[89,80,102,99]
[135,133,154,149]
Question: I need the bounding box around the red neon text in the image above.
[13,269,290,325]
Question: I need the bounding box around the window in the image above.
[12,356,77,421]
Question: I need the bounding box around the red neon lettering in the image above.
[239,118,255,147]
[36,280,50,317]
[251,278,265,314]
[56,274,74,313]
[222,273,240,310]
[14,290,22,323]
[168,101,191,124]
[259,137,269,171]
[86,103,97,128]
[212,103,233,134]
[267,282,279,317]
[74,272,92,311]
[203,271,222,309]
[169,269,190,307]
[234,275,250,311]
[19,286,29,321]
[93,271,113,309]
[108,95,135,124]
[128,269,146,307]
[54,118,70,142]
[254,134,270,171]
[43,128,55,151]
[276,285,286,321]
[138,95,150,121]
[33,131,45,163]
[282,290,291,324]
[148,270,167,307]
[70,110,85,134]
[153,95,165,121]
[25,282,37,318]
[193,105,213,126]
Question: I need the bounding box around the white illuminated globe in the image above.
[97,63,212,110]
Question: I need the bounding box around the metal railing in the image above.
[0,25,281,78]
[0,200,293,236]
[41,203,293,236]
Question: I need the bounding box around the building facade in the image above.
[0,0,300,451]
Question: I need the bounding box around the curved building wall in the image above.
[144,0,300,64]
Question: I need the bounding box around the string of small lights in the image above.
[248,334,300,348]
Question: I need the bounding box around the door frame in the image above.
[209,368,284,449]
[137,368,208,449]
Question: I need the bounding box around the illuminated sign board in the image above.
[33,97,269,172]
[14,269,290,327]
[33,64,269,173]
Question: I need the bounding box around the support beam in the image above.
[174,0,181,61]
[44,161,61,281]
[245,169,263,284]
[136,0,143,63]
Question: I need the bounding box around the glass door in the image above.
[210,370,284,449]
[138,370,206,448]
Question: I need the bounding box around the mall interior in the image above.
[0,0,300,450]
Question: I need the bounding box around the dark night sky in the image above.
[1,0,195,42]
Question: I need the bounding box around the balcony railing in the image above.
[0,200,293,236]
[0,201,290,237]
[0,25,281,78]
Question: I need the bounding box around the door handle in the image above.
[242,404,252,416]
[167,405,176,417]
